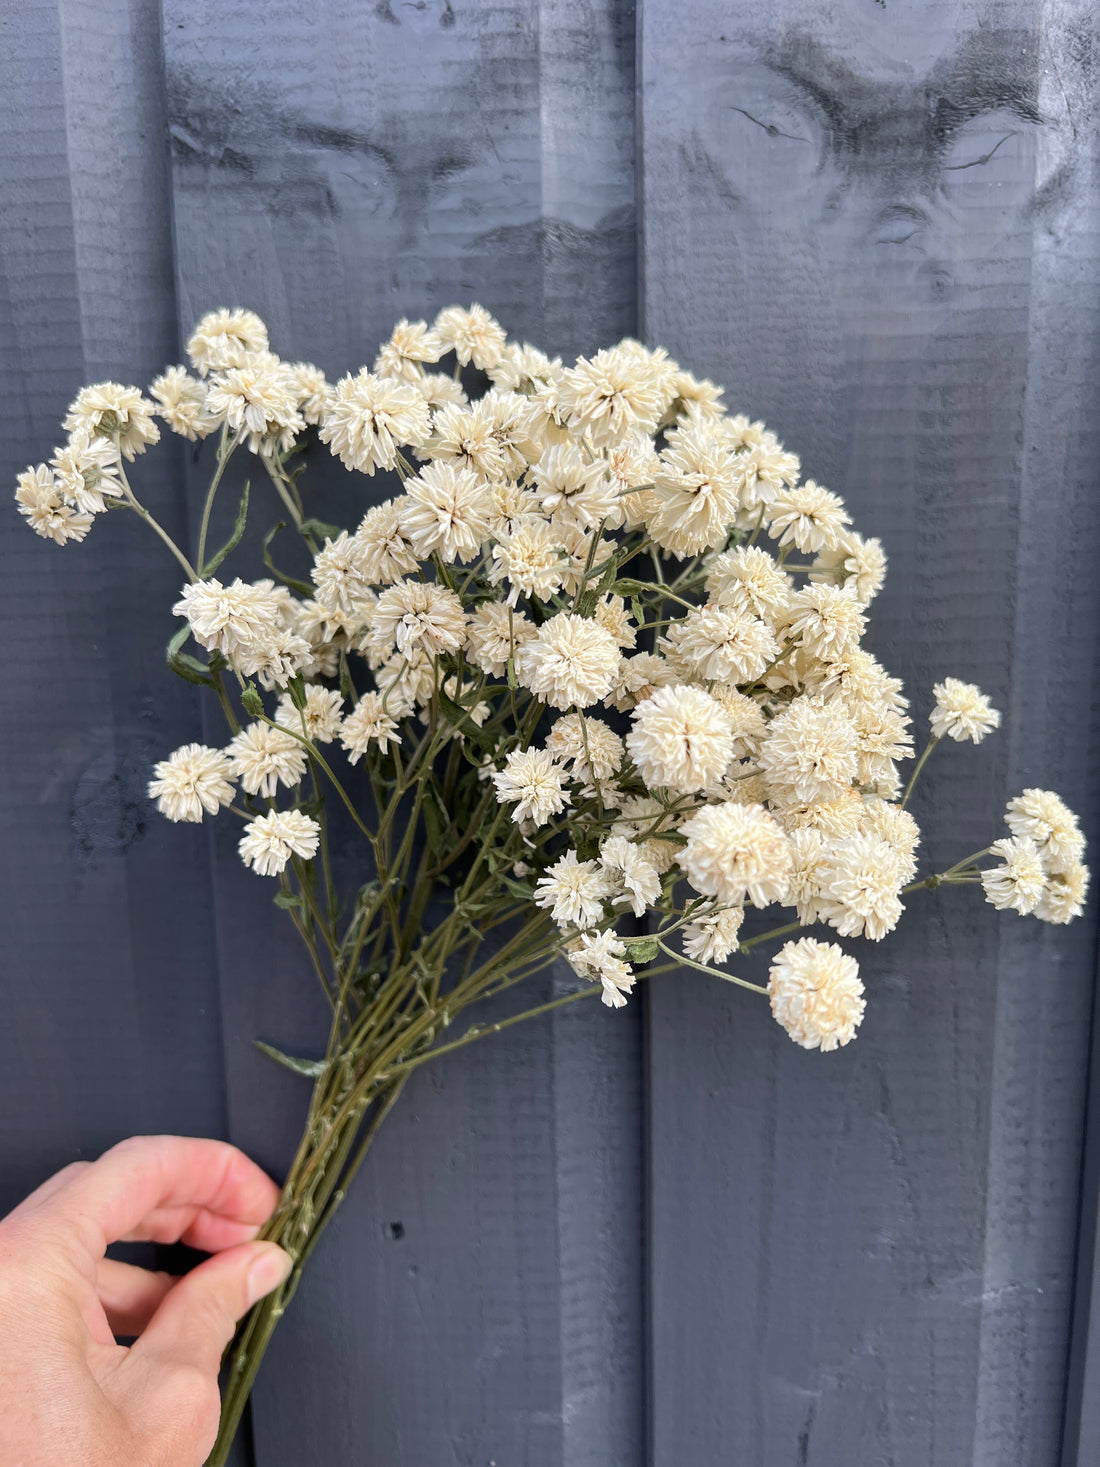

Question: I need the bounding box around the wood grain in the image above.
[160,1,644,1462]
[638,3,1100,1464]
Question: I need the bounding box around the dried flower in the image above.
[63,382,159,460]
[768,938,865,1051]
[492,749,571,826]
[516,612,621,711]
[533,850,611,930]
[320,370,431,476]
[226,722,307,798]
[399,461,494,564]
[186,308,269,375]
[238,809,321,876]
[1004,788,1086,872]
[930,679,1001,744]
[340,693,401,761]
[980,837,1046,915]
[626,684,735,794]
[677,801,792,908]
[148,744,235,823]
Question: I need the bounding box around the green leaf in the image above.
[623,937,660,964]
[254,1040,328,1079]
[262,521,314,596]
[241,682,264,717]
[273,890,300,910]
[201,479,250,577]
[437,684,497,751]
[287,673,308,711]
[421,785,448,851]
[338,653,358,705]
[299,517,342,542]
[166,622,215,687]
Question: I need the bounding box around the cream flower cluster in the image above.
[980,789,1089,923]
[22,306,1088,1049]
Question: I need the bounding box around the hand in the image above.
[0,1135,291,1467]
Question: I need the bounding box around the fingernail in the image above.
[247,1245,293,1306]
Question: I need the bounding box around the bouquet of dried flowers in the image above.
[15,304,1089,1463]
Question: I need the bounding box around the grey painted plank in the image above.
[0,0,231,1196]
[0,10,248,1462]
[637,4,1100,1465]
[160,2,644,1463]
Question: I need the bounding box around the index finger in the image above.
[12,1136,282,1258]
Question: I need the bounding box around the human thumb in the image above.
[130,1240,292,1382]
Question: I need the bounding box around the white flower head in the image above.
[677,801,792,908]
[150,365,219,440]
[758,696,860,807]
[981,837,1046,915]
[148,743,235,823]
[490,518,569,605]
[662,605,778,685]
[311,531,376,616]
[366,579,467,663]
[682,907,745,965]
[433,303,507,370]
[546,712,625,784]
[533,849,611,930]
[930,679,1001,744]
[398,460,493,563]
[535,443,621,531]
[1035,861,1089,925]
[15,464,94,544]
[225,722,307,798]
[1004,788,1086,872]
[238,809,321,876]
[811,530,887,607]
[275,685,344,744]
[648,427,741,556]
[768,938,865,1051]
[205,358,304,454]
[63,382,160,460]
[425,400,506,481]
[516,612,621,711]
[816,833,904,941]
[567,928,637,1008]
[373,318,445,380]
[340,692,401,762]
[173,577,283,662]
[599,835,662,917]
[492,748,571,826]
[626,684,734,794]
[706,545,791,625]
[320,370,431,475]
[186,308,269,375]
[767,481,850,553]
[466,602,537,678]
[353,499,420,586]
[285,362,333,425]
[784,584,866,661]
[558,346,664,448]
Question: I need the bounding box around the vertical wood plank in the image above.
[637,3,1100,1464]
[0,0,232,1202]
[159,2,644,1462]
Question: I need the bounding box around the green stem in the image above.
[655,939,768,993]
[900,737,940,811]
[196,427,237,572]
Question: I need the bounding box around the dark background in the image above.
[1,1,1098,1463]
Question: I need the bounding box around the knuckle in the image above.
[152,1365,221,1463]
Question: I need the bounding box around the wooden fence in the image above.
[2,1,1098,1462]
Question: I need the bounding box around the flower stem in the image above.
[900,736,940,810]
